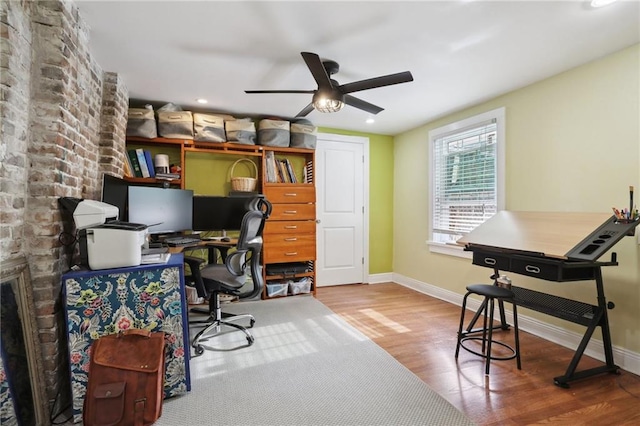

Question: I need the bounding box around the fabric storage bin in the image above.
[193,113,226,142]
[157,111,194,138]
[266,282,288,297]
[288,278,312,295]
[258,119,290,147]
[225,118,256,145]
[290,119,317,149]
[126,108,157,138]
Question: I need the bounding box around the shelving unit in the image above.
[123,137,317,299]
[261,146,316,299]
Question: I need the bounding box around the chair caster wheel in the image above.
[249,319,255,328]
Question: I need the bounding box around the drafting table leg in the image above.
[553,268,620,388]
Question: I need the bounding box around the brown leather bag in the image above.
[83,329,165,426]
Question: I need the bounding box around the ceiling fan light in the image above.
[314,98,344,113]
[312,92,345,113]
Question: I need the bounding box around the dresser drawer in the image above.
[263,235,316,263]
[264,185,315,204]
[270,203,316,221]
[264,220,316,235]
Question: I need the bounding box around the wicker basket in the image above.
[230,158,258,192]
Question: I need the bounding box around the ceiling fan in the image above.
[245,52,414,117]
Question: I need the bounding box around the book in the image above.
[127,149,143,177]
[123,156,132,177]
[278,160,289,183]
[136,148,150,177]
[143,150,156,178]
[284,158,297,183]
[155,172,181,180]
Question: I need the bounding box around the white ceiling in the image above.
[76,0,640,136]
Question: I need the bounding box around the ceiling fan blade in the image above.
[295,103,315,117]
[301,52,333,89]
[339,71,414,94]
[245,90,315,94]
[344,95,384,115]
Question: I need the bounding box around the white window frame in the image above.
[427,107,506,257]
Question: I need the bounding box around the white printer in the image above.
[69,199,149,270]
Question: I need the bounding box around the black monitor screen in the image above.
[101,174,129,221]
[128,186,193,234]
[192,196,255,232]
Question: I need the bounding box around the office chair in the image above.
[187,206,267,355]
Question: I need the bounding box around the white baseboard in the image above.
[391,273,640,376]
[367,272,393,284]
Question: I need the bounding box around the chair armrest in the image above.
[183,256,207,298]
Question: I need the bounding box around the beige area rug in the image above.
[157,295,475,425]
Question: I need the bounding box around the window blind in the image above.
[433,119,497,243]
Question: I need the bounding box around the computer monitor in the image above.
[101,173,129,221]
[192,196,256,232]
[128,186,194,235]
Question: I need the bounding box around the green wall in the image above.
[319,128,395,275]
[393,44,640,353]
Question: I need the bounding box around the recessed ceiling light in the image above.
[366,118,375,124]
[590,0,617,8]
[196,98,208,104]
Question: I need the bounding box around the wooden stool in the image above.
[455,284,521,375]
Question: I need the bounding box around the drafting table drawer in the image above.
[510,256,596,281]
[472,252,511,270]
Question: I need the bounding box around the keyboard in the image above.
[165,236,201,247]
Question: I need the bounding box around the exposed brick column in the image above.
[100,72,128,178]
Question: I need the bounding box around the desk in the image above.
[168,239,236,264]
[458,211,639,387]
[61,254,191,422]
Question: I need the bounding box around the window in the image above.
[428,108,505,256]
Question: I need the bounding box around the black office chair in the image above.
[187,206,267,355]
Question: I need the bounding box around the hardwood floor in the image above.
[316,283,640,425]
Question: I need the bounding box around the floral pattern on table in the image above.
[63,261,189,423]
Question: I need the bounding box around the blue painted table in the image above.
[61,254,191,423]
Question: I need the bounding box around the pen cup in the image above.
[614,218,638,236]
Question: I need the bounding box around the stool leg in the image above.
[486,297,495,375]
[481,297,489,355]
[455,292,471,359]
[513,303,521,370]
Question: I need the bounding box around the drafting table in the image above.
[457,211,639,387]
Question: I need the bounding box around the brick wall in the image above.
[1,0,128,411]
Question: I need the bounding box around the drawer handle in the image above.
[284,193,297,197]
[284,238,298,242]
[285,252,298,256]
[483,257,497,266]
[284,226,298,229]
[284,210,298,214]
[525,265,541,274]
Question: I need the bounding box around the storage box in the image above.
[193,113,226,142]
[288,278,312,295]
[266,282,288,297]
[290,119,317,149]
[258,119,290,147]
[126,108,157,139]
[157,111,194,139]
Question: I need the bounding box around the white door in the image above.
[315,133,368,286]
